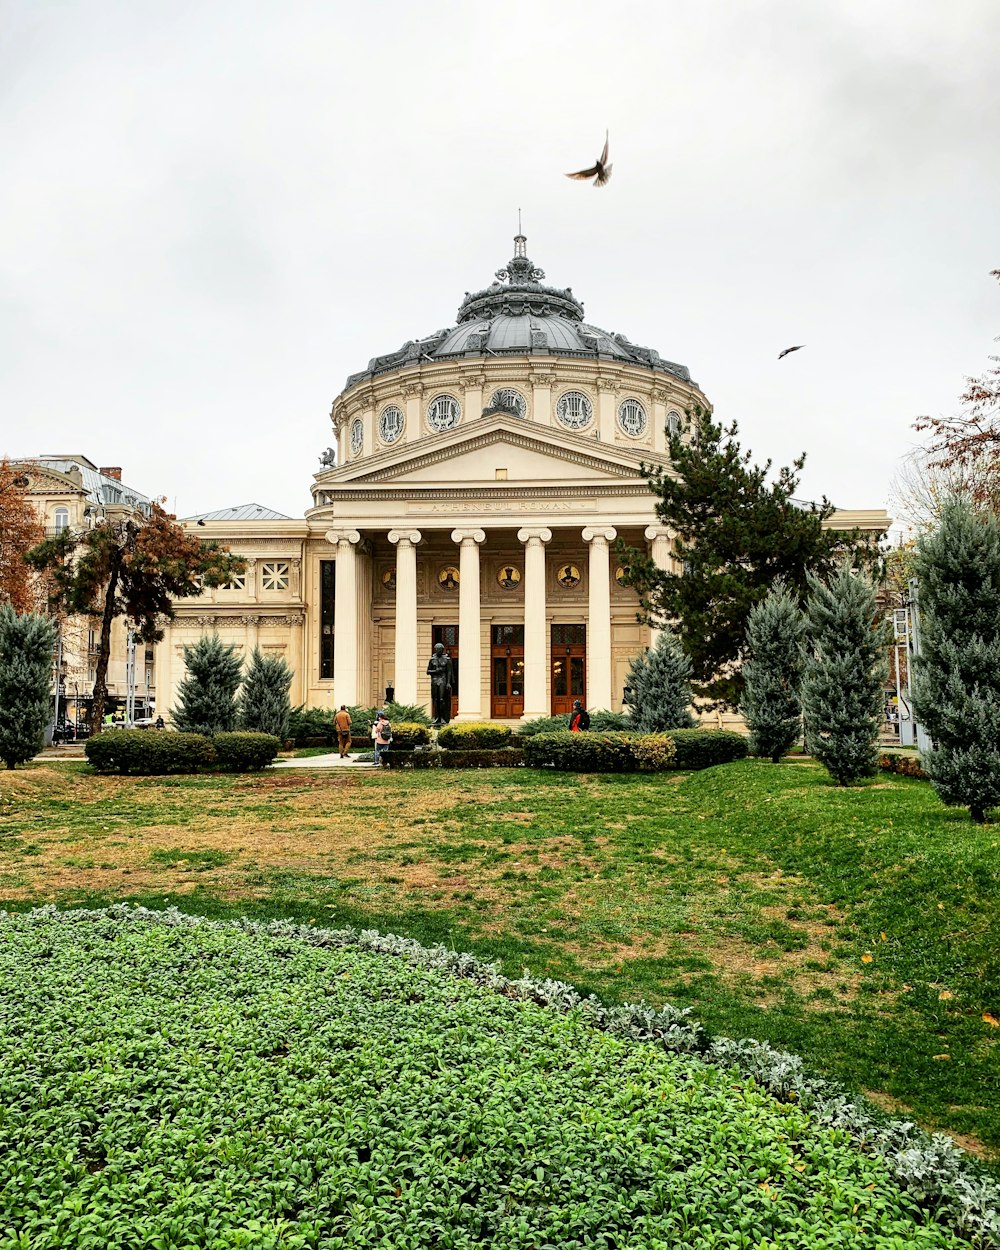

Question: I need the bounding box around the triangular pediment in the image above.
[319,414,667,488]
[10,462,86,496]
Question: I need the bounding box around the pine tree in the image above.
[238,649,292,740]
[172,636,243,736]
[0,605,58,769]
[910,496,1000,823]
[620,406,878,709]
[740,581,806,762]
[802,565,888,785]
[625,628,696,733]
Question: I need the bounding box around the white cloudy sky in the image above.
[2,0,997,521]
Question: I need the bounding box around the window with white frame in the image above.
[260,562,290,591]
[555,391,593,430]
[223,573,247,591]
[617,398,647,437]
[426,394,461,433]
[53,507,70,532]
[667,410,682,438]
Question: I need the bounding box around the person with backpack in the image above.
[372,711,392,766]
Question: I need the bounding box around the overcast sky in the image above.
[2,0,997,523]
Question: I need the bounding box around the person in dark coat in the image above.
[569,700,590,732]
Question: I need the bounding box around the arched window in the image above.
[53,507,69,533]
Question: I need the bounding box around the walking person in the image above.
[372,711,393,766]
[568,699,590,732]
[334,704,352,758]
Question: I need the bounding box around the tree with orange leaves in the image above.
[915,270,1000,512]
[0,459,44,613]
[26,503,244,732]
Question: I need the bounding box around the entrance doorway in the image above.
[431,624,459,720]
[491,625,524,718]
[551,623,586,715]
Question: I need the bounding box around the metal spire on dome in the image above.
[496,225,545,286]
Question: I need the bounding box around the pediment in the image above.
[321,415,665,488]
[11,463,85,496]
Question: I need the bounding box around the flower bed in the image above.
[1,906,994,1248]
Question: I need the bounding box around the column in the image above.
[242,614,260,656]
[644,525,674,646]
[596,377,619,443]
[388,529,421,704]
[583,526,617,711]
[326,529,361,706]
[451,528,486,720]
[286,615,305,706]
[517,527,552,719]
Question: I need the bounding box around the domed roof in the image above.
[343,235,692,390]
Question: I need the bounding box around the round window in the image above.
[617,398,647,437]
[555,391,593,430]
[489,388,526,418]
[350,418,364,456]
[427,394,461,433]
[378,405,405,445]
[667,410,682,438]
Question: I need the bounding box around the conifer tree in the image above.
[238,649,292,741]
[172,636,243,736]
[625,627,696,733]
[802,565,888,785]
[0,605,58,769]
[621,406,877,709]
[740,581,806,762]
[911,496,1000,823]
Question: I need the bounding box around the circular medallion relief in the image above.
[555,391,593,431]
[496,564,522,590]
[378,405,404,445]
[617,398,647,438]
[557,564,582,589]
[489,388,527,418]
[437,566,460,591]
[381,568,396,591]
[427,394,461,433]
[350,418,364,456]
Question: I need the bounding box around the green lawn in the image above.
[1,758,997,1163]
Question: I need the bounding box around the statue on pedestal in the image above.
[427,641,454,727]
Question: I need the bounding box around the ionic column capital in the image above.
[582,526,618,544]
[451,528,486,546]
[644,525,673,542]
[325,529,361,547]
[516,527,553,545]
[388,529,422,546]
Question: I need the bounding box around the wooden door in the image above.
[490,625,525,718]
[431,624,459,719]
[551,623,586,715]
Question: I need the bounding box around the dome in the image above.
[343,235,692,391]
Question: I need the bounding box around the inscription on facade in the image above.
[407,500,599,514]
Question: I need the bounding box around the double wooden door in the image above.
[431,624,459,719]
[490,625,524,718]
[551,623,586,715]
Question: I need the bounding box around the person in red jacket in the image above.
[569,700,590,732]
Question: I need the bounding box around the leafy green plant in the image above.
[523,731,639,772]
[381,721,431,750]
[520,710,628,737]
[667,729,750,770]
[85,729,216,774]
[632,733,678,771]
[212,731,281,772]
[437,722,512,749]
[287,705,338,744]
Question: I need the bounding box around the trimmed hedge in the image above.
[86,730,216,775]
[523,732,640,773]
[212,732,281,772]
[632,733,677,771]
[668,729,749,770]
[383,722,431,750]
[520,710,629,737]
[437,722,512,750]
[384,748,524,769]
[879,751,928,780]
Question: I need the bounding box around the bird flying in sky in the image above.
[778,345,805,359]
[566,131,612,187]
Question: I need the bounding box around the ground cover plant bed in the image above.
[1,759,998,1162]
[1,906,996,1248]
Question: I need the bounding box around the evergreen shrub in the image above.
[631,734,677,771]
[878,752,927,780]
[437,722,511,749]
[384,748,524,769]
[740,581,805,763]
[172,636,243,736]
[625,628,696,732]
[383,722,431,750]
[0,606,58,770]
[667,729,749,770]
[86,730,216,775]
[212,732,281,772]
[523,732,638,772]
[519,710,628,737]
[237,650,292,741]
[287,706,337,745]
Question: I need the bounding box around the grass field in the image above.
[1,758,997,1164]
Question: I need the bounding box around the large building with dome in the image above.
[157,235,887,723]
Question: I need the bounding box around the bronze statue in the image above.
[427,641,454,727]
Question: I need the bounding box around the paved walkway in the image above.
[271,753,375,769]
